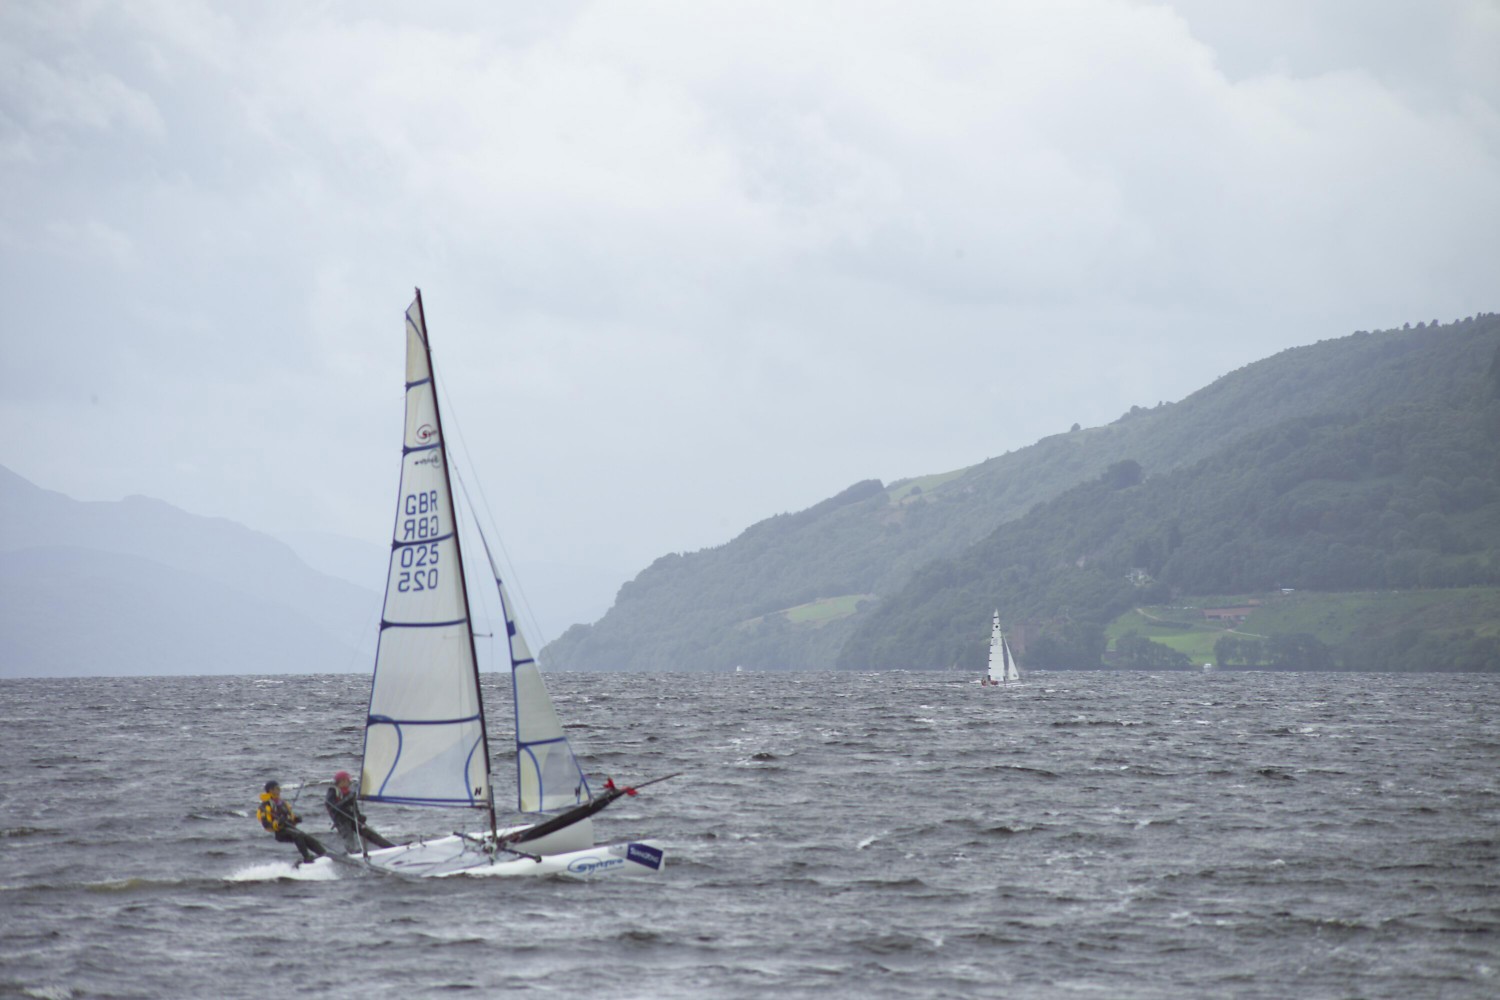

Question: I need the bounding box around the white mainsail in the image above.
[361,296,491,808]
[986,610,1022,684]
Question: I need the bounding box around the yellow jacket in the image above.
[258,792,298,832]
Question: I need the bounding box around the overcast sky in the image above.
[3,1,1497,641]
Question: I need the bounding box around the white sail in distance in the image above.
[986,610,1022,684]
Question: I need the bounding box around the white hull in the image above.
[358,833,666,879]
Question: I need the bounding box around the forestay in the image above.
[361,297,491,808]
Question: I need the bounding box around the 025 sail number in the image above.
[398,490,442,592]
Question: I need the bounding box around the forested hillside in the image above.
[545,315,1500,672]
[838,316,1500,672]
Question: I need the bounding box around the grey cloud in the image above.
[2,0,1496,639]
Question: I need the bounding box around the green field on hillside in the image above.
[1107,588,1500,665]
[735,594,876,630]
[887,470,964,503]
[783,594,875,625]
[1105,607,1230,663]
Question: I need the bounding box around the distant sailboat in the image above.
[350,290,669,878]
[981,610,1022,686]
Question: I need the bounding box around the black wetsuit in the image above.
[325,786,395,852]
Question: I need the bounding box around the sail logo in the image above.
[566,855,624,875]
[627,843,664,870]
[415,423,438,444]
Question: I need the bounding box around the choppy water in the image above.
[1,670,1497,999]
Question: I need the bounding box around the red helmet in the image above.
[333,770,351,783]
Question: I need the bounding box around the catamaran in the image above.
[349,289,669,878]
[980,610,1021,686]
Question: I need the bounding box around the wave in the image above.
[1051,718,1152,728]
[224,858,341,882]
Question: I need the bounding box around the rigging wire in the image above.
[432,362,598,808]
[431,365,559,662]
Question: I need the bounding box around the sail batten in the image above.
[380,617,470,628]
[392,531,455,546]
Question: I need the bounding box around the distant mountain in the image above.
[277,528,389,592]
[545,314,1500,672]
[0,467,381,677]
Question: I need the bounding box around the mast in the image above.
[987,609,1002,683]
[411,287,499,839]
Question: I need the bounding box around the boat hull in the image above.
[357,833,666,879]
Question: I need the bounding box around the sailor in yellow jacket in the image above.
[258,780,327,864]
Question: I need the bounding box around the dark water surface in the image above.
[1,670,1497,999]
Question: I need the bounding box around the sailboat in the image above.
[980,610,1022,686]
[351,290,668,878]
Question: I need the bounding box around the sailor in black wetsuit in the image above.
[324,771,395,853]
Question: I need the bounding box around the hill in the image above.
[546,315,1500,672]
[0,466,381,677]
[836,317,1500,672]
